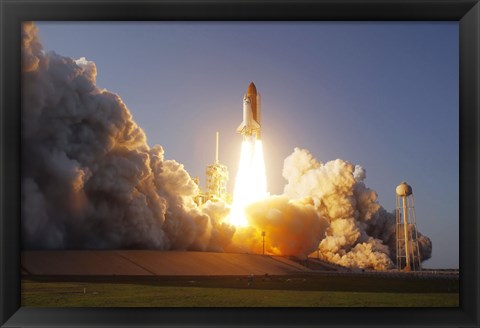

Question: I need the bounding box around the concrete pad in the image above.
[22,251,154,276]
[22,251,313,276]
[269,256,312,271]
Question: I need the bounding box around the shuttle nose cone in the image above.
[246,82,257,95]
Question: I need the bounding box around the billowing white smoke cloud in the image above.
[21,22,234,251]
[281,148,432,270]
[22,22,432,270]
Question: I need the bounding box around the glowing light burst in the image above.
[229,139,268,227]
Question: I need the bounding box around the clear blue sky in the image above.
[34,22,459,268]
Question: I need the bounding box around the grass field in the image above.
[22,274,459,307]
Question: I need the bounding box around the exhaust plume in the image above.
[241,196,329,258]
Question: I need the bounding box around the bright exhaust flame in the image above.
[229,139,268,226]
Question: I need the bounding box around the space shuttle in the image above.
[237,82,261,139]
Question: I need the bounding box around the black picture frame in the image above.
[1,0,478,327]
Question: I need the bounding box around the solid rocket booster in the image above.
[236,82,261,139]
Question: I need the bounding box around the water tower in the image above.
[395,181,422,271]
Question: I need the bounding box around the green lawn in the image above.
[22,279,459,307]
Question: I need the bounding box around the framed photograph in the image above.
[1,0,479,327]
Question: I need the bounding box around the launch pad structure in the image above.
[205,131,229,203]
[197,82,263,205]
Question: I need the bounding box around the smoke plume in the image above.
[226,196,328,258]
[21,22,233,251]
[280,148,432,269]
